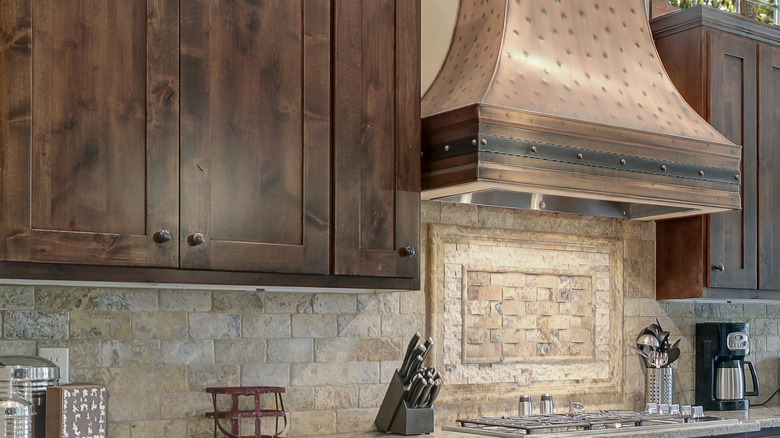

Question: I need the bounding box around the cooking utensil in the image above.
[647,323,662,336]
[402,355,424,384]
[657,331,670,350]
[636,334,660,350]
[671,339,681,349]
[637,328,657,340]
[417,381,434,409]
[419,338,434,365]
[401,347,425,382]
[666,346,680,365]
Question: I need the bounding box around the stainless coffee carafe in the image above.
[715,359,758,401]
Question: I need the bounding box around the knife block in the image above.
[374,371,434,435]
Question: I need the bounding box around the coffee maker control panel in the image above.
[726,331,749,353]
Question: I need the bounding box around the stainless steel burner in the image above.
[443,410,739,436]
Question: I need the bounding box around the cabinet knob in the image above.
[712,263,725,272]
[399,245,416,258]
[188,233,206,246]
[153,230,172,244]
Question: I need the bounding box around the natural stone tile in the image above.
[665,301,695,317]
[106,364,186,394]
[0,340,36,355]
[108,392,160,422]
[189,313,241,339]
[268,338,313,363]
[0,286,34,309]
[381,314,424,338]
[694,303,743,319]
[101,340,162,367]
[186,418,214,438]
[69,367,108,385]
[264,293,314,313]
[242,363,290,387]
[744,303,767,319]
[127,420,187,438]
[186,365,240,390]
[421,200,441,223]
[754,318,779,335]
[315,338,401,362]
[4,311,68,339]
[132,312,188,339]
[357,293,400,314]
[160,392,212,419]
[337,408,376,434]
[281,386,315,411]
[291,314,337,338]
[440,202,478,226]
[162,340,214,365]
[99,288,157,311]
[768,336,780,352]
[312,294,356,314]
[108,423,131,438]
[242,314,291,338]
[359,384,386,408]
[291,362,378,386]
[400,290,425,315]
[478,206,514,229]
[71,310,131,339]
[290,410,336,436]
[337,314,381,337]
[314,385,359,410]
[214,339,266,364]
[60,339,100,368]
[34,287,98,311]
[640,300,666,317]
[213,290,264,312]
[159,289,212,311]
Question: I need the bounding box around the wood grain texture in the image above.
[179,0,329,273]
[333,0,420,279]
[708,30,758,290]
[1,0,178,267]
[758,44,780,290]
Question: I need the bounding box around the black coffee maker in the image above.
[696,322,760,410]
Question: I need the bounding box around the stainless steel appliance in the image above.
[695,323,760,410]
[0,357,59,438]
[443,409,737,436]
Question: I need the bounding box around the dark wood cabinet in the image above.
[179,0,330,274]
[0,0,420,288]
[652,7,780,299]
[0,0,179,268]
[333,0,420,279]
[758,44,780,290]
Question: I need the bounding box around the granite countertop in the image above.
[310,406,780,438]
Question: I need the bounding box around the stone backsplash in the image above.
[0,201,778,437]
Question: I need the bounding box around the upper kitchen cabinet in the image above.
[333,0,420,280]
[652,7,780,299]
[0,0,420,289]
[179,0,330,274]
[0,0,179,268]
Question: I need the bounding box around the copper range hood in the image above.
[421,0,741,220]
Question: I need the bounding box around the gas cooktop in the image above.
[443,410,738,436]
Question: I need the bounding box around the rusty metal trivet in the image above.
[205,386,287,438]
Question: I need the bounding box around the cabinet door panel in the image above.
[758,45,780,290]
[180,0,330,273]
[708,32,758,289]
[333,0,420,279]
[0,0,179,267]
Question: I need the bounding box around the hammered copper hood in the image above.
[421,0,741,220]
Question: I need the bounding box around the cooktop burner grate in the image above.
[447,410,726,436]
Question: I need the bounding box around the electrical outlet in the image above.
[38,347,69,384]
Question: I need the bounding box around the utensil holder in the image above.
[374,371,434,435]
[645,367,674,404]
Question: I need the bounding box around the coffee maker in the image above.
[696,322,760,410]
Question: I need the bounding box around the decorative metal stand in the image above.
[205,386,288,438]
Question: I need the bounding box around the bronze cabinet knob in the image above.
[188,233,206,246]
[153,230,172,244]
[712,263,725,272]
[399,245,416,258]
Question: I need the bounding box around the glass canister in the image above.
[1,397,34,438]
[0,357,59,438]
